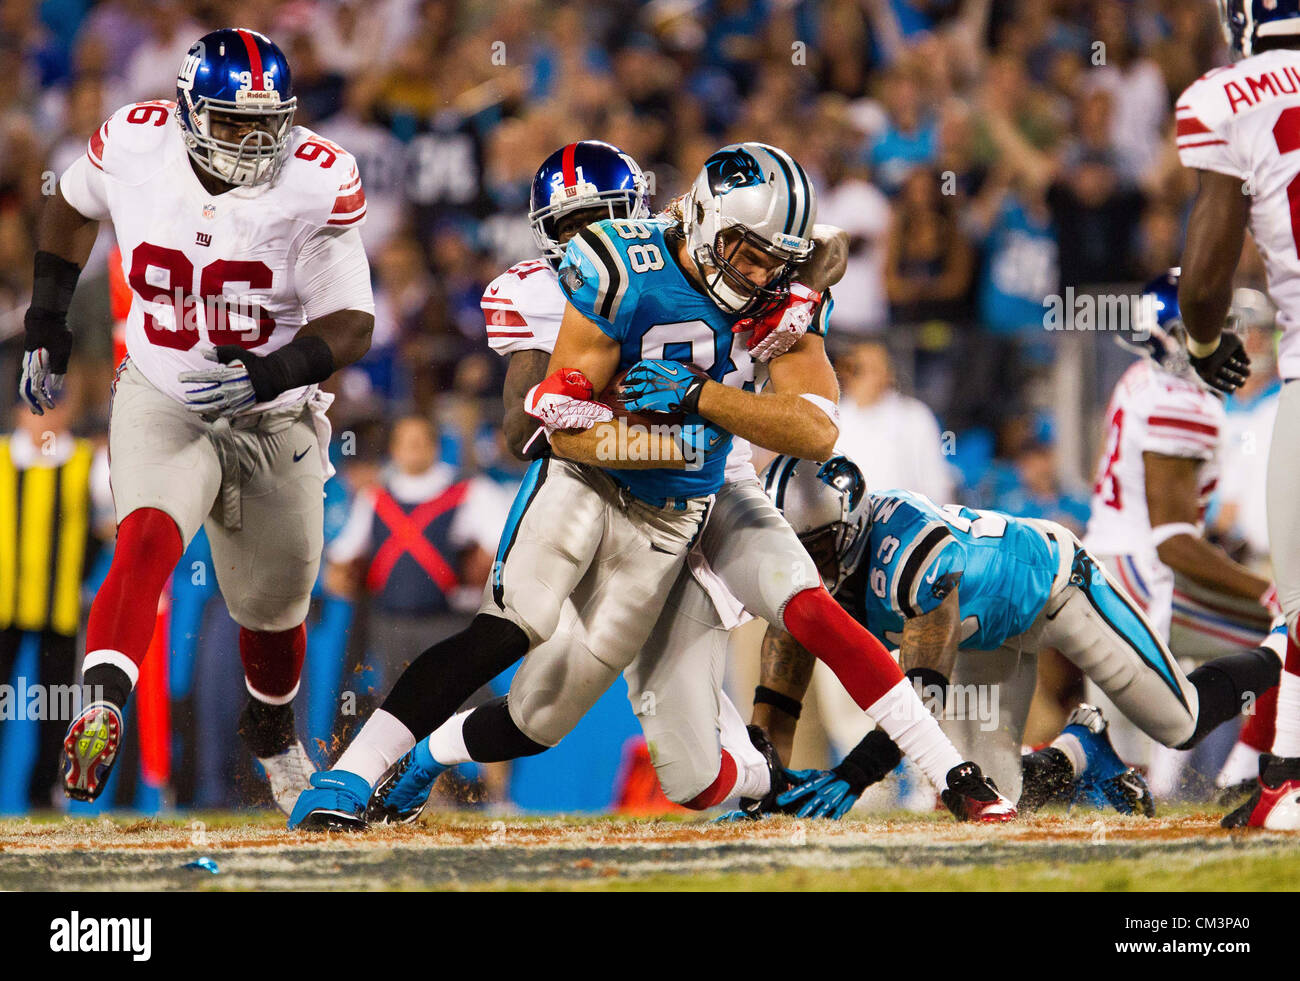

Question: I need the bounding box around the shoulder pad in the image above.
[278,127,366,229]
[482,261,566,355]
[93,101,176,180]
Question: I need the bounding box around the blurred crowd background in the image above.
[0,0,1282,815]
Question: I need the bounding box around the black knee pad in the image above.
[463,696,548,762]
[380,614,529,738]
[1180,646,1281,749]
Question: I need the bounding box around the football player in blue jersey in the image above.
[290,143,1012,830]
[743,455,1287,820]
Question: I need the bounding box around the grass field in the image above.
[2,806,1299,891]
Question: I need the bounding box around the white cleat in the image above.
[258,741,317,817]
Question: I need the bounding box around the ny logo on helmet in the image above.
[705,149,767,195]
[177,43,204,91]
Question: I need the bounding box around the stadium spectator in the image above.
[834,340,954,503]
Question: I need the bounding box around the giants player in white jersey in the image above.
[1175,0,1300,829]
[19,29,374,811]
[1081,269,1282,793]
[293,141,1012,830]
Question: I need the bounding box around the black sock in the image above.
[462,696,548,762]
[380,613,530,737]
[238,698,296,758]
[1019,746,1075,811]
[81,663,131,709]
[1181,646,1282,749]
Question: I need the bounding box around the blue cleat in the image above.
[287,769,371,831]
[366,739,447,825]
[1065,704,1155,817]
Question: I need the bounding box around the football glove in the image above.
[1188,332,1250,394]
[733,283,821,363]
[20,311,72,416]
[524,368,614,432]
[776,768,859,820]
[179,349,259,416]
[618,359,709,415]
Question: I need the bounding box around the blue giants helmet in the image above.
[175,28,297,187]
[529,141,650,267]
[1219,0,1300,59]
[1119,268,1192,377]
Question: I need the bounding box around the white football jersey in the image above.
[1083,359,1224,558]
[1177,50,1300,380]
[480,257,759,482]
[59,100,371,413]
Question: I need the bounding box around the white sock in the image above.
[1273,665,1300,757]
[717,690,769,799]
[334,709,416,788]
[1217,740,1262,788]
[427,711,473,766]
[868,678,962,790]
[1051,732,1087,777]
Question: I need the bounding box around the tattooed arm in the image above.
[898,589,961,680]
[752,624,818,764]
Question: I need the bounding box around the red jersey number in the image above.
[127,243,276,350]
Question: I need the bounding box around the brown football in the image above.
[598,367,686,428]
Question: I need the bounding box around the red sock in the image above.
[1240,684,1278,752]
[240,624,306,702]
[783,586,904,710]
[682,750,738,810]
[85,507,183,669]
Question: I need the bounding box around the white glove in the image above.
[735,283,822,363]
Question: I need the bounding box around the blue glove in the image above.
[619,359,708,415]
[287,768,371,831]
[776,767,859,820]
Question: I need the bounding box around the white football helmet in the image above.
[761,454,870,595]
[681,142,817,317]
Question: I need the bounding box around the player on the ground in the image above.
[290,142,1012,829]
[20,28,374,811]
[360,145,1013,827]
[1174,0,1300,829]
[739,456,1284,819]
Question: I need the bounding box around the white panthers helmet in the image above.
[681,142,817,316]
[761,454,870,595]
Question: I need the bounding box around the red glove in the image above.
[524,368,614,433]
[733,283,822,363]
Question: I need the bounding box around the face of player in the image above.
[552,207,610,247]
[717,228,787,288]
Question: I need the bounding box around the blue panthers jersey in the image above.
[847,490,1062,651]
[558,216,754,503]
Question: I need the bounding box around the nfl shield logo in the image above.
[202,204,216,220]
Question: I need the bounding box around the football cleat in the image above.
[941,761,1017,822]
[1063,703,1155,817]
[257,741,316,817]
[367,739,447,825]
[62,701,124,802]
[1222,754,1300,830]
[287,769,371,832]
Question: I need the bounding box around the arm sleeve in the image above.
[295,225,375,320]
[59,153,111,222]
